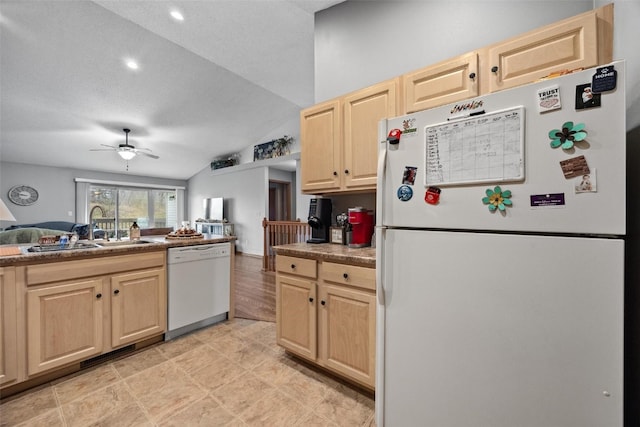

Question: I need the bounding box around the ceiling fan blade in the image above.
[100,144,117,149]
[133,147,153,153]
[137,151,159,159]
[90,148,116,152]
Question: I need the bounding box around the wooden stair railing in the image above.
[262,218,311,271]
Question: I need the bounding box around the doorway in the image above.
[268,180,291,221]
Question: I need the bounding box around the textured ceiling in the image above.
[0,0,343,180]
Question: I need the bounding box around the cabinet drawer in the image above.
[322,262,375,291]
[276,255,317,279]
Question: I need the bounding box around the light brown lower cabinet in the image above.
[276,255,376,389]
[24,252,166,377]
[1,266,19,387]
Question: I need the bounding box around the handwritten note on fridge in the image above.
[425,106,525,187]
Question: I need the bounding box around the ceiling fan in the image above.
[91,128,159,160]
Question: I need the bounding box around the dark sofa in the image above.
[6,221,103,239]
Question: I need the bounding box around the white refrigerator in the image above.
[375,62,625,426]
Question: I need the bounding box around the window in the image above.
[89,184,177,239]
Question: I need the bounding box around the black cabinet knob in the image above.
[469,72,476,79]
[333,171,338,176]
[96,293,102,299]
[309,297,314,303]
[114,289,120,295]
[491,66,499,73]
[343,273,349,279]
[291,264,296,269]
[321,300,326,306]
[344,169,349,174]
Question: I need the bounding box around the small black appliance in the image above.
[307,197,332,243]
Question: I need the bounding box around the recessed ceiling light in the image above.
[170,10,184,21]
[126,60,139,70]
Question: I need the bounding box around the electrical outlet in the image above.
[68,211,73,216]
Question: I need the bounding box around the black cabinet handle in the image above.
[114,289,120,295]
[469,72,476,79]
[321,300,326,306]
[491,66,499,73]
[343,273,349,279]
[309,297,314,303]
[344,169,349,174]
[333,171,338,176]
[291,264,296,269]
[96,293,102,299]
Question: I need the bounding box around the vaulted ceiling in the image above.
[0,0,344,180]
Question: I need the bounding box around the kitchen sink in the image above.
[27,241,102,252]
[95,239,154,247]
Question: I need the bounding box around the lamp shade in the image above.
[118,150,136,160]
[0,198,17,221]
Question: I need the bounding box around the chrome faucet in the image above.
[88,205,105,241]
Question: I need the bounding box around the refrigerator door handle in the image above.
[375,226,385,305]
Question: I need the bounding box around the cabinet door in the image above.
[485,10,597,93]
[276,273,317,360]
[0,267,18,387]
[344,79,399,190]
[318,283,376,388]
[111,268,166,348]
[300,99,342,193]
[27,279,104,375]
[403,52,479,114]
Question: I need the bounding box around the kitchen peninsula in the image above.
[273,243,376,390]
[0,234,235,397]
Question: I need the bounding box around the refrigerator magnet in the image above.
[536,85,561,113]
[560,155,590,179]
[397,185,413,201]
[387,129,402,145]
[402,166,417,185]
[591,65,617,93]
[574,169,597,193]
[530,193,566,208]
[482,186,512,212]
[575,83,601,110]
[548,122,587,150]
[424,186,441,205]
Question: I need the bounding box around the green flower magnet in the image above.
[482,186,512,212]
[548,121,587,150]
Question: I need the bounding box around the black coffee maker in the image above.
[307,197,332,243]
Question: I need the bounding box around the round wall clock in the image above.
[8,185,39,206]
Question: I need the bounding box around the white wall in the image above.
[188,165,267,255]
[316,0,640,131]
[0,161,187,229]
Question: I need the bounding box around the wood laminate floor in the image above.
[233,253,276,323]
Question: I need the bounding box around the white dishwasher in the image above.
[166,242,231,340]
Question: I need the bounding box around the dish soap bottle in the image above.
[130,221,140,241]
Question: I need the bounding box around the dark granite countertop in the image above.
[273,243,375,268]
[0,234,236,267]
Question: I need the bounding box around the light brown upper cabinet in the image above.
[402,4,612,114]
[300,99,342,194]
[403,51,479,114]
[301,78,400,194]
[482,4,612,93]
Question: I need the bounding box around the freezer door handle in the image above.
[376,120,388,228]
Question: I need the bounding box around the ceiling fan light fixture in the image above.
[170,10,184,21]
[125,59,139,70]
[118,150,136,160]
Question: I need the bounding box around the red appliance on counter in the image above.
[348,207,374,248]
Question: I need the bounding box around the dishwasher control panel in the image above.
[168,242,231,264]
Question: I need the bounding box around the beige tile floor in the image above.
[0,318,375,426]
